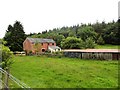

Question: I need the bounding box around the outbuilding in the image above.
[63,49,120,60]
[48,46,61,53]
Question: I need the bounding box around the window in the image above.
[42,49,45,52]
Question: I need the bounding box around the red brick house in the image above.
[23,38,56,54]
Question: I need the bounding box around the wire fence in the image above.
[0,68,31,90]
[0,41,2,67]
[0,41,2,89]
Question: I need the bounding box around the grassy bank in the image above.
[95,44,119,49]
[10,56,118,88]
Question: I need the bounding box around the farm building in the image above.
[48,46,61,53]
[23,37,61,54]
[63,49,120,60]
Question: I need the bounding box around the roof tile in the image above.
[27,37,55,43]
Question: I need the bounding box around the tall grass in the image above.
[10,56,118,88]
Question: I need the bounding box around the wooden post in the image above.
[4,69,9,90]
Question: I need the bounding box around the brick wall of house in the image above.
[23,39,56,53]
[23,39,32,53]
[41,42,56,51]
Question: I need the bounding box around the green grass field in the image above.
[95,44,119,49]
[10,56,118,88]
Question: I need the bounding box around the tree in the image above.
[117,18,120,45]
[42,30,47,34]
[92,21,106,35]
[97,35,105,45]
[4,21,26,51]
[77,26,97,41]
[103,21,119,45]
[52,34,65,47]
[84,38,96,49]
[26,20,119,45]
[61,37,83,49]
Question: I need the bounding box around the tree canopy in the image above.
[61,37,84,49]
[4,21,26,51]
[77,26,97,41]
[27,20,119,48]
[3,20,119,50]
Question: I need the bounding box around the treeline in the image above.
[27,20,120,47]
[3,19,120,51]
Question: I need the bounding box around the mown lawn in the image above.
[10,56,118,88]
[95,44,119,49]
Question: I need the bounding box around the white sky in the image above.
[0,0,119,38]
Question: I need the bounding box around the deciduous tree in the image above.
[61,37,83,49]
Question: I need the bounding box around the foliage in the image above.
[10,56,118,88]
[61,37,83,49]
[102,21,119,45]
[61,37,96,49]
[95,44,119,49]
[26,20,119,47]
[84,38,96,49]
[0,39,13,88]
[97,35,105,45]
[33,41,42,53]
[77,26,97,41]
[28,50,33,55]
[0,38,7,45]
[4,21,26,51]
[0,43,13,70]
[53,34,65,47]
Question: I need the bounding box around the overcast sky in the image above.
[0,0,119,38]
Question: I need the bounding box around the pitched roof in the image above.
[26,38,55,43]
[63,49,120,53]
[48,46,61,50]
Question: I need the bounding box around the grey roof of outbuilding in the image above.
[49,46,61,50]
[27,38,55,43]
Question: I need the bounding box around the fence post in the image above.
[4,69,9,90]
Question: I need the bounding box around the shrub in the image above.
[28,50,33,55]
[84,38,96,49]
[1,45,13,70]
[61,37,84,49]
[97,35,105,45]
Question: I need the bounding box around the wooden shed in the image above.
[63,49,120,60]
